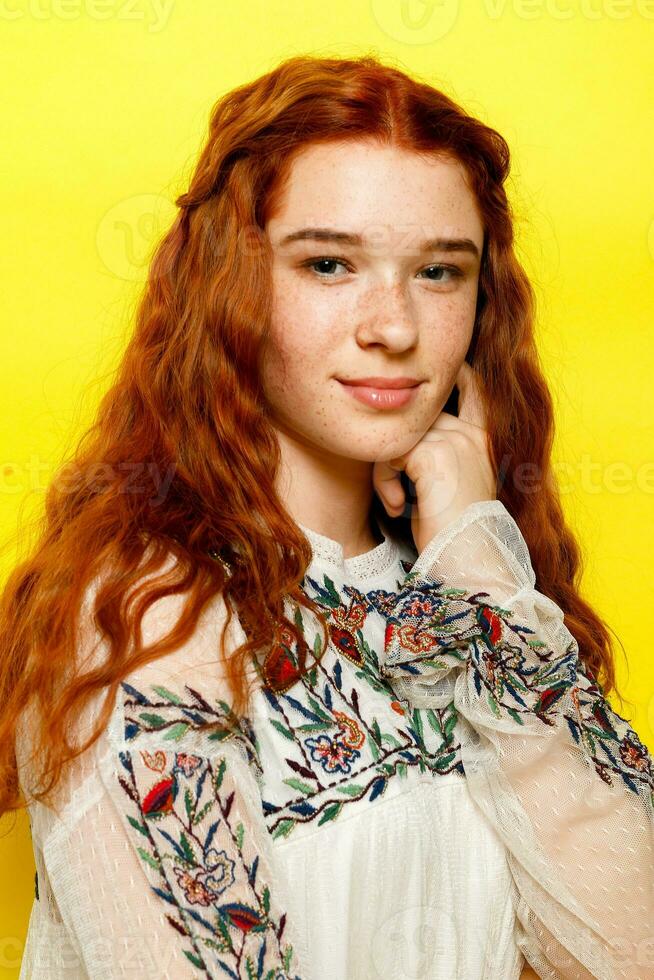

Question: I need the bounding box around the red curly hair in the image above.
[0,52,631,819]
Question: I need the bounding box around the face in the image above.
[262,139,484,467]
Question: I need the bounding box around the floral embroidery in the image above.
[116,742,303,979]
[380,576,654,805]
[263,623,308,694]
[118,566,470,864]
[250,573,466,840]
[121,680,263,776]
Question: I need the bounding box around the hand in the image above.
[372,360,497,556]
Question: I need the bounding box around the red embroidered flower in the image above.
[141,776,175,817]
[478,606,503,647]
[175,752,202,777]
[329,624,364,665]
[397,622,440,654]
[222,902,266,933]
[619,734,651,773]
[333,709,365,749]
[406,596,438,617]
[172,867,215,907]
[305,732,360,774]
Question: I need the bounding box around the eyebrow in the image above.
[277,227,481,259]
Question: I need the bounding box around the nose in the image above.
[354,279,419,353]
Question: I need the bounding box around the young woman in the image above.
[2,54,652,980]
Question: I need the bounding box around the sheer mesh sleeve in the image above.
[17,567,309,979]
[380,499,654,980]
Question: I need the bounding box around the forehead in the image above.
[266,139,484,249]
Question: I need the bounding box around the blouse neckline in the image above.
[297,513,400,581]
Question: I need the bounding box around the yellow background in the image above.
[1,0,652,973]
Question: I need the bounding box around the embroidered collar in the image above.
[296,515,400,580]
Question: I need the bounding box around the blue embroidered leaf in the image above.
[248,854,259,889]
[156,828,191,863]
[203,818,220,854]
[124,721,140,741]
[619,770,639,794]
[194,765,209,802]
[121,681,151,705]
[566,716,581,744]
[502,678,529,707]
[289,799,317,816]
[369,777,387,801]
[262,686,282,712]
[180,708,211,725]
[216,959,239,979]
[285,693,330,723]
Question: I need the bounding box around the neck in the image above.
[273,430,384,559]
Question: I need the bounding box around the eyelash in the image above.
[300,256,464,284]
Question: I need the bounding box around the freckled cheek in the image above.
[262,320,335,409]
[425,297,476,361]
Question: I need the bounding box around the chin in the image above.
[330,429,423,464]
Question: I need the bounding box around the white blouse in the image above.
[16,499,654,979]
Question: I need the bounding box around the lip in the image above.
[336,376,421,389]
[337,379,422,410]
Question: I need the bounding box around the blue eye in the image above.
[300,257,464,283]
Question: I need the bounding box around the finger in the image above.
[454,360,488,431]
[372,459,406,515]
